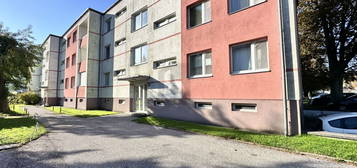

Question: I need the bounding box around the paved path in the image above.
[0,106,355,168]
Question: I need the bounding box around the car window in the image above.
[329,119,343,128]
[344,117,357,129]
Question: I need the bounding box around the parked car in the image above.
[339,95,357,111]
[319,113,357,134]
[310,93,356,108]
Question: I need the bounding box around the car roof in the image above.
[320,112,357,120]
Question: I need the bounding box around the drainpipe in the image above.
[278,0,303,136]
[278,0,289,136]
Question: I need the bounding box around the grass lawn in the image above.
[45,106,118,118]
[135,116,357,162]
[0,104,46,145]
[0,104,28,116]
[0,117,47,145]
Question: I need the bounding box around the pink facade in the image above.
[64,28,78,98]
[182,0,282,100]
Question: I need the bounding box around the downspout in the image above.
[278,0,289,136]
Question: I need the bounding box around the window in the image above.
[70,77,75,88]
[188,51,212,78]
[229,0,266,13]
[115,38,126,47]
[118,99,125,104]
[133,9,148,31]
[232,103,257,112]
[329,117,357,129]
[132,44,148,65]
[195,102,212,109]
[65,78,69,89]
[105,18,111,33]
[105,45,111,59]
[73,31,77,42]
[154,58,177,69]
[61,60,65,66]
[60,79,64,84]
[231,40,268,74]
[104,72,110,86]
[71,54,76,66]
[188,0,211,28]
[154,13,176,29]
[66,57,70,68]
[114,69,126,76]
[115,7,127,18]
[67,37,71,47]
[344,117,357,129]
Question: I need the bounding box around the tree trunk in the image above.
[0,82,10,112]
[330,73,344,104]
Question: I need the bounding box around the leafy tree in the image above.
[298,0,357,103]
[0,23,41,112]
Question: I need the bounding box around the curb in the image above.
[0,144,22,151]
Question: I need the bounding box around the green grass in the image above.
[0,104,28,116]
[0,104,46,145]
[0,117,47,145]
[135,117,357,162]
[45,106,118,118]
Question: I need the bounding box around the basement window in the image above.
[119,99,125,104]
[154,100,166,107]
[232,103,257,112]
[195,102,212,109]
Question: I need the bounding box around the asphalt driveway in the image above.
[0,106,355,168]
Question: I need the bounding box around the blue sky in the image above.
[0,0,117,44]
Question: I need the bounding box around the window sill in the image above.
[188,74,213,79]
[228,1,267,15]
[131,62,148,67]
[187,20,212,30]
[132,24,148,33]
[231,69,270,75]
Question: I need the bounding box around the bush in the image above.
[16,92,41,105]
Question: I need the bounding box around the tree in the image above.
[298,0,357,103]
[0,23,41,112]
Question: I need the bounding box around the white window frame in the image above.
[188,51,212,78]
[188,0,211,28]
[228,0,266,14]
[232,103,257,112]
[133,9,148,31]
[132,44,148,66]
[154,13,176,29]
[230,40,269,74]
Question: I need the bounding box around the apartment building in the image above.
[34,0,302,135]
[39,35,64,106]
[28,63,42,95]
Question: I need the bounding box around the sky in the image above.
[0,0,117,44]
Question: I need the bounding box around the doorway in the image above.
[133,84,147,112]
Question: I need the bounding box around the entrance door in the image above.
[133,84,147,112]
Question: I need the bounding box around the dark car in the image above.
[339,95,357,111]
[310,93,356,107]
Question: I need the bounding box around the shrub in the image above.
[17,92,41,105]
